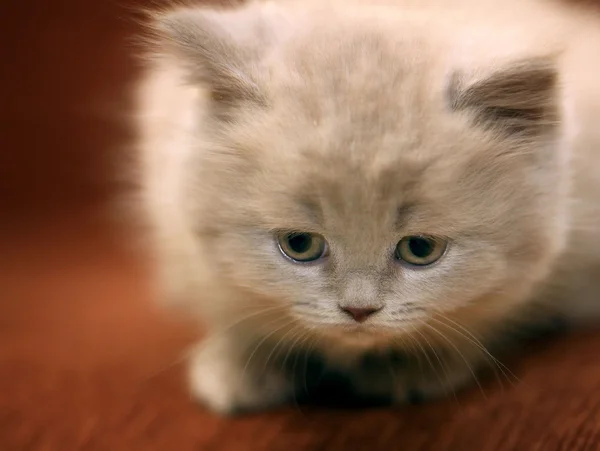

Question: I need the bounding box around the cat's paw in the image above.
[187,336,293,415]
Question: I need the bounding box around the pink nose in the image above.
[340,306,381,323]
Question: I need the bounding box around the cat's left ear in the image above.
[449,56,561,140]
[149,2,284,114]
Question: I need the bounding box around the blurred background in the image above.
[2,1,136,224]
[0,1,201,448]
[2,1,600,450]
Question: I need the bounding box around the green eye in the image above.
[277,232,328,263]
[395,235,447,266]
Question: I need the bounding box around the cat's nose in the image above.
[340,306,381,323]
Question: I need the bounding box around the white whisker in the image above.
[285,329,313,414]
[262,323,302,372]
[241,317,298,379]
[202,304,289,348]
[410,324,455,401]
[431,316,519,386]
[420,321,486,400]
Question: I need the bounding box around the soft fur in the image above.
[134,0,600,414]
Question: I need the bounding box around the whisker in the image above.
[302,331,322,396]
[398,334,425,375]
[282,328,310,373]
[410,325,456,402]
[139,345,195,384]
[241,317,298,379]
[141,305,288,384]
[301,342,313,398]
[262,323,302,372]
[420,321,486,400]
[201,304,289,348]
[431,316,519,386]
[430,319,507,390]
[285,329,313,415]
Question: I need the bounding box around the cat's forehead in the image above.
[257,26,455,172]
[270,25,443,119]
[240,115,457,236]
[233,33,473,231]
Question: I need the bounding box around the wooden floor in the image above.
[1,0,600,449]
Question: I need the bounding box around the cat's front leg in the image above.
[187,332,294,415]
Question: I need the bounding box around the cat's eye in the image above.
[277,232,328,263]
[395,235,447,266]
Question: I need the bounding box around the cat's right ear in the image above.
[448,56,560,141]
[148,3,283,114]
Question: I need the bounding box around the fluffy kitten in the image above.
[135,0,600,414]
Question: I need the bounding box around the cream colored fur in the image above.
[134,0,600,414]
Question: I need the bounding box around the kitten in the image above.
[134,0,600,414]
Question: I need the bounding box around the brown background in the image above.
[2,1,600,450]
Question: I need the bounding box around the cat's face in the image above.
[153,3,570,348]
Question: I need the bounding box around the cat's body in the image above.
[135,0,600,413]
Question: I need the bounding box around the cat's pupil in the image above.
[288,234,312,254]
[408,237,433,258]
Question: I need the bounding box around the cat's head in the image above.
[149,1,571,349]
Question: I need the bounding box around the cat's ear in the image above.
[149,3,282,113]
[449,57,560,139]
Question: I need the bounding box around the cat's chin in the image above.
[319,325,396,351]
